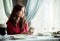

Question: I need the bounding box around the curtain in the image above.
[0,0,7,24]
[31,0,60,35]
[0,0,13,25]
[3,0,13,17]
[53,0,60,32]
[26,0,43,23]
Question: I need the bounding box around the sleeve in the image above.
[6,21,20,34]
[23,22,29,32]
[6,21,13,34]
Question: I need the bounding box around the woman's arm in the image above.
[21,22,34,35]
[6,21,13,34]
[21,22,29,34]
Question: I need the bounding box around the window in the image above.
[31,0,60,35]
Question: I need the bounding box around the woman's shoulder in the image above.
[6,20,12,25]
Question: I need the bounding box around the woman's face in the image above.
[18,7,25,18]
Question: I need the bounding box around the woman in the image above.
[6,4,29,35]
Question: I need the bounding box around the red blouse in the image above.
[6,21,29,35]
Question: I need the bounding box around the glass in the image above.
[0,24,7,39]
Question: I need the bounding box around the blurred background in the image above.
[0,0,60,35]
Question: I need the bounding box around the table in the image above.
[0,35,60,41]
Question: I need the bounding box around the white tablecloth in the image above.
[0,35,60,41]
